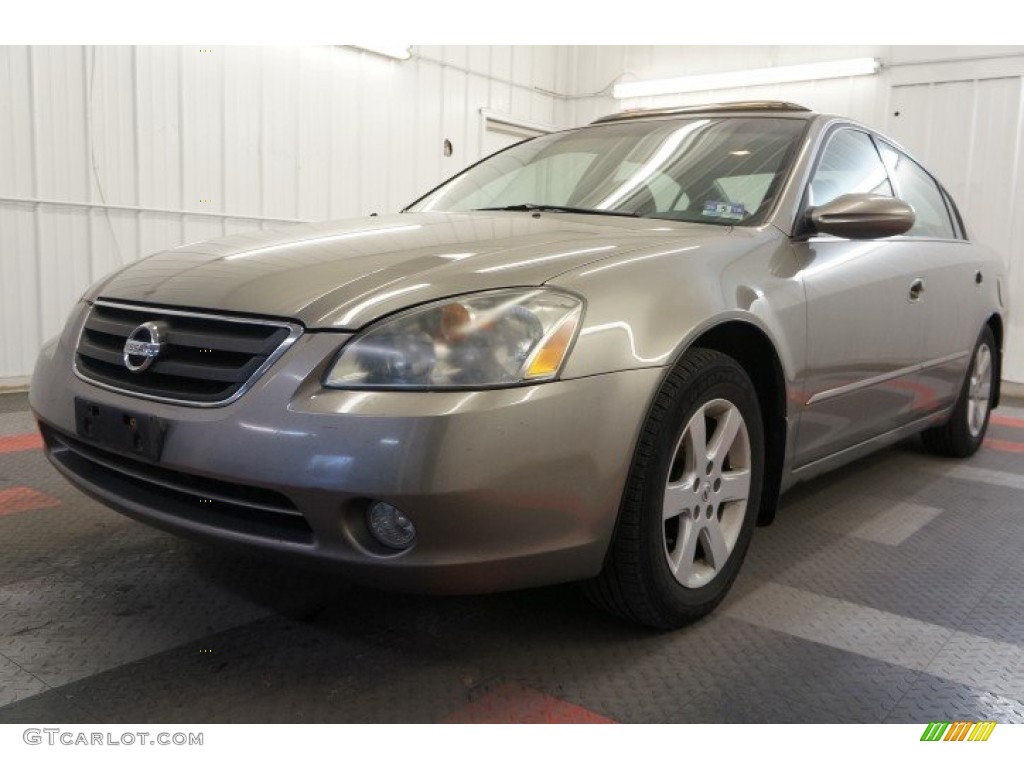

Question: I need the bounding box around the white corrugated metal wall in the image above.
[0,45,571,382]
[568,45,1024,382]
[5,45,1024,384]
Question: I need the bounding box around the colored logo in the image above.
[920,721,996,742]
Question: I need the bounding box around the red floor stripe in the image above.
[990,413,1024,430]
[0,432,43,454]
[0,486,61,516]
[984,438,1024,454]
[443,683,616,724]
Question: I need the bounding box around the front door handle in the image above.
[909,278,924,301]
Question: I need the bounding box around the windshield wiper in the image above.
[475,203,642,218]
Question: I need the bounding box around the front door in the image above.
[792,127,929,468]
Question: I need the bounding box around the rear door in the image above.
[792,127,930,467]
[877,141,979,413]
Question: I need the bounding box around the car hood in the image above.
[91,211,732,329]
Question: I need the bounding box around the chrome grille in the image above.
[74,301,302,406]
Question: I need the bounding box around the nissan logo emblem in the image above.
[123,322,164,373]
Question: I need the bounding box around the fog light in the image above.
[366,501,416,550]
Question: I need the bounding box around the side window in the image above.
[808,129,893,207]
[877,143,957,239]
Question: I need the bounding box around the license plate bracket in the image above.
[74,398,166,462]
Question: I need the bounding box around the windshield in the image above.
[408,116,806,225]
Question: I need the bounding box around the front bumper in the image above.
[30,307,663,593]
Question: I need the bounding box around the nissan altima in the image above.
[30,101,1005,628]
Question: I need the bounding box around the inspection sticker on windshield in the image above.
[702,201,746,220]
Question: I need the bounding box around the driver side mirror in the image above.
[807,193,915,240]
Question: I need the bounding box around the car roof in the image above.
[590,100,816,125]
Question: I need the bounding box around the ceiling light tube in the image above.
[348,45,412,61]
[613,58,880,99]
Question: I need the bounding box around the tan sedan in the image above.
[31,101,1005,627]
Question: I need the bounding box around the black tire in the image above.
[921,326,996,458]
[583,348,765,629]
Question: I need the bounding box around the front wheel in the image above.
[583,348,765,629]
[922,326,996,458]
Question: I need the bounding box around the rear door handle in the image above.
[909,278,924,301]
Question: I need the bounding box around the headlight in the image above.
[324,289,583,389]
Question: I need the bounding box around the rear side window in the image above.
[877,143,957,239]
[808,129,893,207]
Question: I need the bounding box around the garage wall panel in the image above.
[467,46,490,77]
[465,73,491,162]
[0,206,39,378]
[914,82,973,206]
[0,45,572,380]
[85,47,140,279]
[509,49,534,122]
[442,66,470,178]
[87,47,137,207]
[355,54,393,215]
[296,48,333,222]
[885,83,931,152]
[0,49,40,378]
[0,47,34,198]
[568,45,624,126]
[88,208,137,283]
[222,46,262,219]
[327,55,359,219]
[530,89,556,127]
[35,207,91,344]
[260,46,300,222]
[388,60,421,212]
[29,48,93,349]
[965,78,1020,259]
[31,47,90,201]
[442,46,468,70]
[489,46,513,91]
[412,60,443,199]
[182,214,224,246]
[138,211,185,257]
[136,47,183,212]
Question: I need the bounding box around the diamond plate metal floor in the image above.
[2,390,1023,723]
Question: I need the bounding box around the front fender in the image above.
[549,227,804,388]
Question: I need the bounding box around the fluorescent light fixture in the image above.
[613,58,880,99]
[348,45,411,61]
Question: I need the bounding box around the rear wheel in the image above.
[583,348,764,629]
[922,326,996,458]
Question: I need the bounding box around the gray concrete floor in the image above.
[1,390,1023,723]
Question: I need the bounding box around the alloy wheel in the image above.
[967,343,993,438]
[662,398,751,588]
